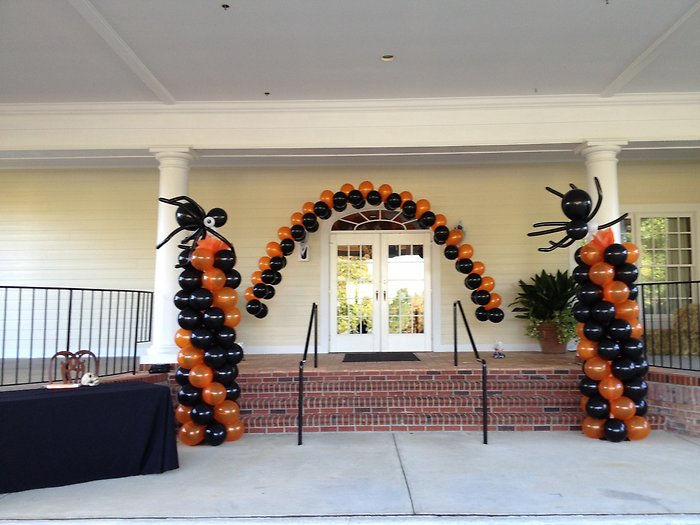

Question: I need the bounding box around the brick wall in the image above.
[648,368,700,437]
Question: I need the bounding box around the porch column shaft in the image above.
[143,147,196,364]
[576,141,627,241]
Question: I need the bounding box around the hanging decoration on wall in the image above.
[527,179,650,441]
[157,196,245,446]
[245,182,504,323]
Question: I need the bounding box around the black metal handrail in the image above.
[453,300,488,445]
[0,286,153,386]
[298,302,318,445]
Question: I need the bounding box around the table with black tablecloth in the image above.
[0,381,179,493]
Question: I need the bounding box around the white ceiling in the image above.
[1,1,699,168]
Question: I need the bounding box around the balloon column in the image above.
[156,196,245,446]
[245,182,504,323]
[528,178,650,441]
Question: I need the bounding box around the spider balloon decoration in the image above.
[527,177,627,252]
[156,195,234,254]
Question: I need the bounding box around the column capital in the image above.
[574,140,628,159]
[149,146,198,165]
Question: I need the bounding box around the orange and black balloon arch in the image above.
[244,181,504,323]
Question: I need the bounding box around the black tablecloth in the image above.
[0,381,179,493]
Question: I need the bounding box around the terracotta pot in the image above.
[537,322,566,354]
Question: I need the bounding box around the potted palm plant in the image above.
[510,269,578,353]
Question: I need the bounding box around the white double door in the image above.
[330,231,431,353]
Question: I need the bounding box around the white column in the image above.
[142,147,197,364]
[575,141,628,242]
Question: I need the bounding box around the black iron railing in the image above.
[638,280,699,371]
[0,286,153,386]
[297,302,318,445]
[454,300,488,445]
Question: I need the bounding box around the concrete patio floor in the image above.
[1,430,700,525]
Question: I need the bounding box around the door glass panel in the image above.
[387,244,425,334]
[336,244,373,335]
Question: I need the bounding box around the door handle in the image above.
[375,290,379,301]
[383,290,387,300]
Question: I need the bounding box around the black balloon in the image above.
[471,289,491,306]
[611,357,637,381]
[465,273,482,290]
[246,299,263,315]
[590,301,616,324]
[385,193,402,210]
[207,208,228,228]
[255,302,269,318]
[204,422,227,446]
[216,326,237,348]
[190,327,214,349]
[622,338,645,359]
[633,357,649,377]
[585,396,610,419]
[572,264,592,284]
[333,191,348,211]
[269,256,286,271]
[455,258,474,274]
[177,385,202,407]
[214,250,236,272]
[204,346,227,368]
[189,288,213,310]
[627,284,639,301]
[175,367,191,386]
[582,321,605,342]
[174,290,190,310]
[270,271,282,285]
[562,188,592,220]
[634,399,648,417]
[253,283,268,298]
[488,308,505,323]
[226,382,242,401]
[572,302,591,323]
[608,319,632,342]
[178,308,202,330]
[603,418,627,442]
[566,220,589,240]
[225,343,244,365]
[348,189,365,208]
[305,221,319,233]
[474,306,489,321]
[280,238,295,255]
[178,248,194,269]
[433,226,449,244]
[366,190,382,206]
[579,376,600,397]
[191,403,215,425]
[202,307,226,330]
[214,364,238,385]
[597,337,621,360]
[225,269,241,290]
[264,284,276,300]
[175,203,200,228]
[615,263,639,284]
[314,201,332,219]
[302,212,318,230]
[261,269,276,285]
[418,211,435,228]
[574,247,583,265]
[402,200,417,219]
[604,244,628,266]
[578,283,603,305]
[444,245,459,260]
[290,225,306,241]
[623,377,648,402]
[179,269,203,292]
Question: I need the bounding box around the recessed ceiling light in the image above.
[381,54,395,62]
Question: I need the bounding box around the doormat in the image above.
[342,352,420,363]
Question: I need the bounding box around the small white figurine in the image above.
[80,372,101,386]
[492,341,506,359]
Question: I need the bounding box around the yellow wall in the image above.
[1,160,698,353]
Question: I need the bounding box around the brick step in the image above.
[240,393,581,414]
[241,412,666,433]
[237,379,577,396]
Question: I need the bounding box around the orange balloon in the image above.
[577,339,598,360]
[189,247,214,271]
[290,212,303,225]
[591,229,615,251]
[320,190,334,206]
[214,400,241,425]
[225,420,246,442]
[471,261,485,275]
[174,328,192,349]
[378,183,393,201]
[458,244,474,259]
[623,242,640,264]
[484,292,501,311]
[478,276,495,292]
[358,181,374,197]
[243,286,256,301]
[340,183,354,195]
[610,396,636,420]
[189,363,214,388]
[576,322,585,340]
[202,382,227,405]
[266,241,283,258]
[630,319,644,339]
[224,307,242,327]
[212,287,238,310]
[202,268,226,291]
[603,280,630,304]
[589,262,615,286]
[278,226,293,240]
[432,213,446,230]
[582,417,605,439]
[175,404,193,425]
[197,236,227,253]
[400,191,413,204]
[251,271,263,284]
[416,199,431,219]
[584,357,610,380]
[580,395,589,413]
[179,422,205,446]
[302,201,315,215]
[446,228,464,246]
[177,345,203,369]
[626,415,651,440]
[598,375,624,401]
[258,256,271,271]
[580,243,603,266]
[615,299,639,321]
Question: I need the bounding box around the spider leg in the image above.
[585,177,603,222]
[204,227,235,252]
[532,221,568,227]
[598,212,629,230]
[156,226,190,249]
[569,183,578,190]
[527,224,569,237]
[159,196,206,218]
[553,237,577,249]
[537,235,573,252]
[545,187,565,198]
